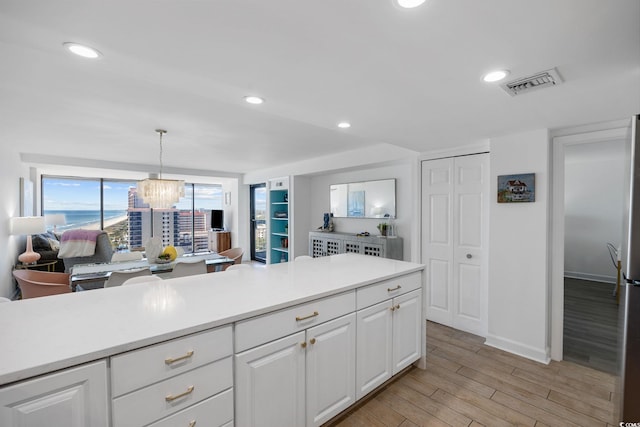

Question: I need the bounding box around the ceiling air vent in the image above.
[500,68,563,96]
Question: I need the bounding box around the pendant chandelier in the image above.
[137,129,185,209]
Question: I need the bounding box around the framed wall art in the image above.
[347,190,365,217]
[497,173,535,203]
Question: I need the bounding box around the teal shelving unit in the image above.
[269,188,289,264]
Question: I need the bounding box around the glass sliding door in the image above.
[250,184,267,263]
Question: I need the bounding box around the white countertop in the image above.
[0,254,423,386]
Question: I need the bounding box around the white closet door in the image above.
[422,157,455,326]
[452,154,489,336]
[422,154,489,336]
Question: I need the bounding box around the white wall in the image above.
[1,149,31,298]
[487,128,551,363]
[564,140,627,283]
[308,161,416,261]
[243,143,417,185]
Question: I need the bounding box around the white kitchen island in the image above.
[0,254,425,427]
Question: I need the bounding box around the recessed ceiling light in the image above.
[63,42,101,59]
[483,70,510,82]
[244,96,264,105]
[337,122,351,129]
[396,0,427,8]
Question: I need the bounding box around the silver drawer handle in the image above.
[165,350,194,365]
[165,385,195,402]
[387,285,401,292]
[296,311,319,321]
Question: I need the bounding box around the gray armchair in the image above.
[59,231,114,273]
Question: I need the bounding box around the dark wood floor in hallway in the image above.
[333,321,616,427]
[563,278,619,374]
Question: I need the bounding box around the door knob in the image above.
[466,254,472,259]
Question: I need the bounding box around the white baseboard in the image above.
[564,271,616,284]
[485,334,550,364]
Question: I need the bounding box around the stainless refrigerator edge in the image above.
[619,113,640,422]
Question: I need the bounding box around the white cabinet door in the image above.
[0,361,108,427]
[422,154,488,336]
[306,313,356,427]
[392,289,423,374]
[356,301,393,400]
[235,332,306,427]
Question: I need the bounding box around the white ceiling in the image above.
[1,0,638,176]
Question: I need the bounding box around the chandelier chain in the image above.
[156,129,167,179]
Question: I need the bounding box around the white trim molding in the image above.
[485,334,551,364]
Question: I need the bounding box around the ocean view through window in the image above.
[42,176,223,253]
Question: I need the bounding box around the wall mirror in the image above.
[330,179,396,218]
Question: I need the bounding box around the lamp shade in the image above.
[45,214,66,227]
[10,216,46,235]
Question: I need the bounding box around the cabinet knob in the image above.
[301,342,307,348]
[310,338,316,345]
[466,253,472,259]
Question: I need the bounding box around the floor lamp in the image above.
[10,216,46,264]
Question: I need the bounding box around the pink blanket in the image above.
[58,230,103,258]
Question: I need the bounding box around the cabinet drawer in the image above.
[235,291,356,352]
[147,388,233,427]
[356,272,422,310]
[111,326,232,397]
[112,357,232,427]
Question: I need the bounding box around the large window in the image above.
[42,176,224,254]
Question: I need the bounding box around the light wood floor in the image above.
[333,321,617,427]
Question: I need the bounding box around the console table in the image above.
[309,231,403,260]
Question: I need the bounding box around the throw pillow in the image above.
[48,237,60,251]
[31,234,53,251]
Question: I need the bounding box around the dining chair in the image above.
[104,268,152,288]
[219,248,244,271]
[166,259,207,278]
[12,270,72,299]
[123,275,163,286]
